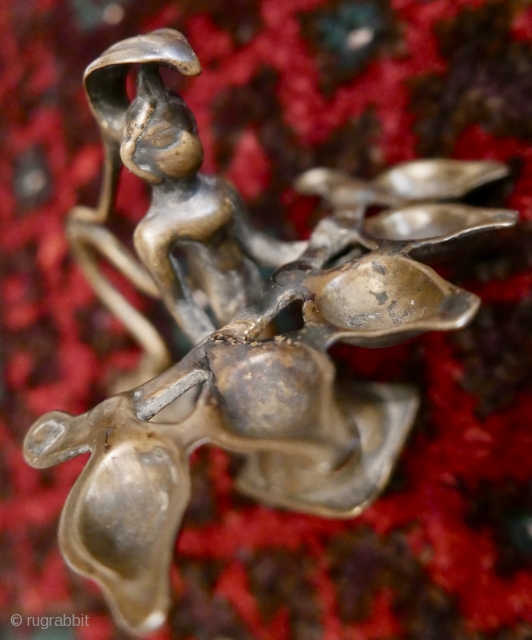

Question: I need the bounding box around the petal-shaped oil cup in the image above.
[364,203,518,246]
[23,398,193,636]
[294,168,399,209]
[236,382,419,517]
[59,438,190,636]
[372,159,509,201]
[206,339,359,490]
[302,251,480,347]
[211,339,418,518]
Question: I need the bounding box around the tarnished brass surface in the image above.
[365,203,517,243]
[25,334,419,633]
[67,29,305,388]
[216,248,480,349]
[303,248,480,347]
[295,160,510,210]
[23,28,519,636]
[373,158,509,201]
[237,381,419,517]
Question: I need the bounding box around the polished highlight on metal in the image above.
[23,29,517,636]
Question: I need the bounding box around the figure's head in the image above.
[120,65,203,184]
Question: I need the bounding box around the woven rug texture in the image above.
[2,1,532,639]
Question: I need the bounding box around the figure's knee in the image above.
[133,219,172,273]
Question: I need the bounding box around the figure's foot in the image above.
[235,382,419,518]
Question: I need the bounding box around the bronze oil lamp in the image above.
[22,29,517,635]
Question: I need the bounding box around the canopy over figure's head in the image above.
[84,28,201,141]
[83,28,203,186]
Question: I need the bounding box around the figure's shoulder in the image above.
[196,174,243,213]
[191,174,228,206]
[147,175,238,229]
[150,175,222,208]
[198,174,237,197]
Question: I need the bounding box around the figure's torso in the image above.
[138,174,262,324]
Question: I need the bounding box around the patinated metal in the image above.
[67,28,305,387]
[294,160,510,209]
[23,28,518,636]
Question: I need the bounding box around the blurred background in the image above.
[2,0,532,638]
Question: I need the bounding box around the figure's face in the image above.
[120,88,203,184]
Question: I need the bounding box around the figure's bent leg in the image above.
[66,217,171,388]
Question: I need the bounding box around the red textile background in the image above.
[2,1,532,639]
